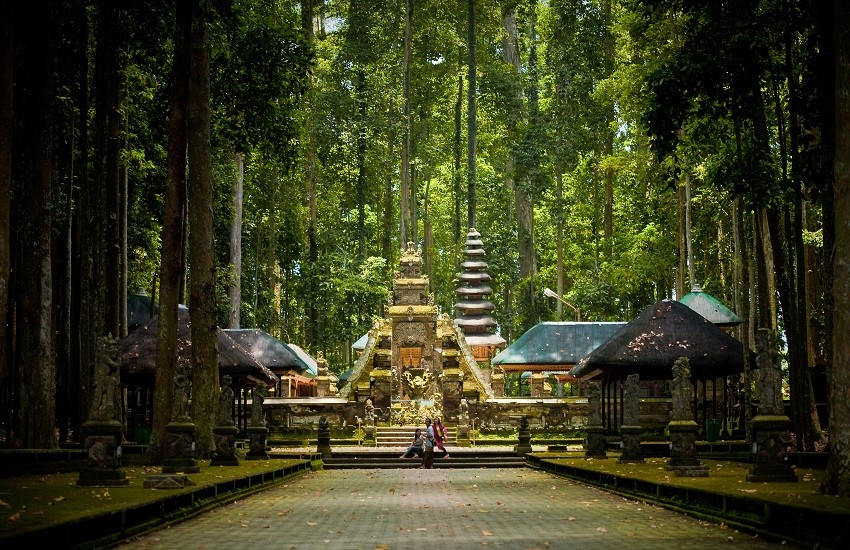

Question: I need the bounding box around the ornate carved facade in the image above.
[340,242,493,424]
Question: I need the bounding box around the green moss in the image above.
[0,459,308,539]
[531,453,850,515]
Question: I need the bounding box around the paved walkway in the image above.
[120,468,794,550]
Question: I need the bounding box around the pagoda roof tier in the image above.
[456,284,493,296]
[464,333,507,347]
[464,247,486,256]
[461,260,489,270]
[455,316,499,329]
[454,300,496,312]
[457,272,491,283]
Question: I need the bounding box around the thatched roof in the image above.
[121,305,279,386]
[223,329,313,376]
[569,300,747,381]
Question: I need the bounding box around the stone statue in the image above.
[316,351,329,377]
[251,385,266,427]
[756,329,783,415]
[622,373,641,426]
[364,398,375,425]
[458,398,469,425]
[172,358,191,421]
[403,370,432,399]
[587,382,602,426]
[217,375,234,426]
[670,357,692,421]
[90,334,122,422]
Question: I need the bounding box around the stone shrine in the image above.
[340,241,493,425]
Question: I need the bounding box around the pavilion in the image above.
[490,322,625,396]
[570,299,749,435]
[121,305,279,439]
[224,329,317,398]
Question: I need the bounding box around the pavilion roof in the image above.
[286,343,318,376]
[491,322,625,369]
[224,329,313,376]
[678,285,742,327]
[121,305,279,386]
[569,300,748,381]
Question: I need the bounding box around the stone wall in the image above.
[263,396,673,434]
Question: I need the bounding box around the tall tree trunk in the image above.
[467,0,477,229]
[675,180,685,298]
[382,118,395,264]
[94,1,122,340]
[454,75,463,248]
[400,0,412,246]
[602,0,614,259]
[150,0,191,463]
[766,206,822,450]
[70,0,89,443]
[684,173,695,288]
[0,1,12,401]
[825,0,850,497]
[502,6,535,282]
[13,0,55,449]
[302,0,318,353]
[188,0,217,457]
[356,69,367,259]
[228,152,243,329]
[53,0,80,441]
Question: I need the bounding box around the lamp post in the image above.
[543,287,581,321]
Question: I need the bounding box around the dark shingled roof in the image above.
[224,329,312,375]
[127,292,159,332]
[491,322,626,368]
[570,300,747,381]
[121,305,279,386]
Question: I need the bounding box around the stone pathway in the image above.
[120,468,795,549]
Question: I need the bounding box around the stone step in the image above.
[375,425,458,447]
[321,454,526,470]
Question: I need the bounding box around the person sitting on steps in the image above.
[400,428,425,459]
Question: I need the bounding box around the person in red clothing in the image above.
[433,417,450,458]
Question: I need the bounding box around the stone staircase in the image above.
[319,449,527,469]
[375,425,456,447]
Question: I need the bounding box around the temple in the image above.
[340,240,496,424]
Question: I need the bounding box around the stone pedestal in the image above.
[747,415,798,482]
[210,425,240,466]
[667,420,709,476]
[618,424,645,463]
[584,425,608,458]
[317,420,332,459]
[161,421,200,474]
[490,373,505,397]
[514,418,532,456]
[246,426,269,460]
[77,420,129,487]
[530,374,545,398]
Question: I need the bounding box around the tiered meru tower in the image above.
[454,228,506,364]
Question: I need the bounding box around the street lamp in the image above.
[543,287,581,321]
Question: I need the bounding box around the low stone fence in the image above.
[262,396,673,435]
